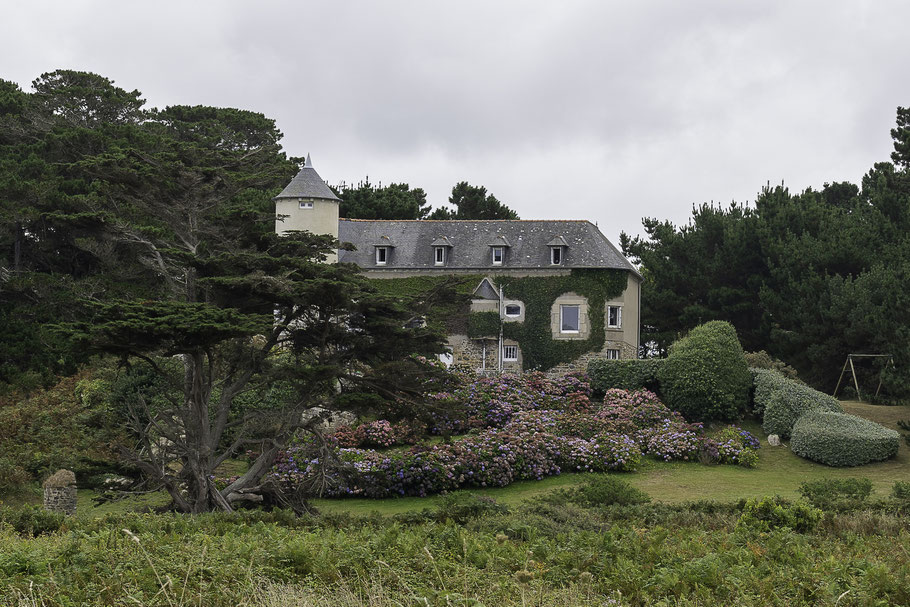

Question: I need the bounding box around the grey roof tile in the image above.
[337,219,637,272]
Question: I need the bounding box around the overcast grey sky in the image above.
[3,1,909,244]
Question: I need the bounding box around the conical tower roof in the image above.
[274,154,341,201]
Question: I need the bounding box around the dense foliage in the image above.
[790,411,900,467]
[334,179,432,220]
[5,489,910,605]
[270,375,759,498]
[587,358,664,395]
[754,368,842,438]
[622,107,910,395]
[657,321,751,422]
[428,181,519,219]
[798,477,874,512]
[0,369,127,491]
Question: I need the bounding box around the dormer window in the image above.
[492,247,504,265]
[375,247,388,265]
[298,200,314,209]
[434,247,446,265]
[550,246,562,265]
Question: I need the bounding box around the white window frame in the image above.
[550,246,562,265]
[504,303,522,317]
[607,305,622,329]
[502,345,518,361]
[375,247,388,265]
[560,304,580,333]
[434,247,446,265]
[438,348,454,367]
[492,247,504,265]
[606,348,620,360]
[298,200,314,209]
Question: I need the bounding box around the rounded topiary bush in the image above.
[790,411,900,467]
[756,371,842,439]
[657,321,751,422]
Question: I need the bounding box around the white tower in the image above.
[273,154,341,262]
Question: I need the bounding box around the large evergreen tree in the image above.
[1,71,448,510]
[429,181,519,219]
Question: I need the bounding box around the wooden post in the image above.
[849,355,862,401]
[834,357,850,397]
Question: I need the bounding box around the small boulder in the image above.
[767,434,781,447]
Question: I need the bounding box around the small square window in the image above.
[608,305,622,329]
[376,247,388,265]
[606,348,620,360]
[299,200,314,209]
[551,247,562,265]
[504,304,521,317]
[503,345,518,361]
[492,247,504,265]
[560,304,579,333]
[434,247,446,265]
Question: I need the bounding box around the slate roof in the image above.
[273,155,341,202]
[337,219,637,272]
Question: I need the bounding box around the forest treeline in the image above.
[622,107,910,395]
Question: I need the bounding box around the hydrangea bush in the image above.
[270,377,760,498]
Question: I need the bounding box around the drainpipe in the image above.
[498,284,504,373]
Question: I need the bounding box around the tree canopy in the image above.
[335,179,431,220]
[429,181,519,220]
[623,106,910,395]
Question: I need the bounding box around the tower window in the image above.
[550,247,562,265]
[376,247,388,265]
[492,247,504,265]
[299,200,314,209]
[434,247,446,265]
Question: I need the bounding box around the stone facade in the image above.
[43,469,77,516]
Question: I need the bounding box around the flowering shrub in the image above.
[701,426,761,467]
[272,376,754,498]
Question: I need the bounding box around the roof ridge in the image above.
[339,218,592,223]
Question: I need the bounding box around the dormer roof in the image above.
[372,235,395,247]
[273,154,341,202]
[430,236,454,247]
[546,235,569,247]
[488,234,512,247]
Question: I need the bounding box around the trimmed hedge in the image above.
[657,321,751,422]
[587,359,663,395]
[754,369,842,438]
[790,411,900,467]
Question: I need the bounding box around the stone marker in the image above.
[767,434,781,447]
[43,469,77,516]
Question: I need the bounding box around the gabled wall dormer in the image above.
[547,235,568,266]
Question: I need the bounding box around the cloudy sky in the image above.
[3,1,909,244]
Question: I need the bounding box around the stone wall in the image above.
[43,469,77,516]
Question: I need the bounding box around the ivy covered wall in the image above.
[369,269,628,371]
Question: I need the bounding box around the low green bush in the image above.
[755,369,842,438]
[569,475,651,507]
[737,495,822,533]
[587,358,663,395]
[790,411,900,467]
[798,477,873,512]
[657,321,751,422]
[0,505,65,537]
[744,350,800,381]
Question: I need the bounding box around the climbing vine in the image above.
[498,269,628,371]
[368,270,628,371]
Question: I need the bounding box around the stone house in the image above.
[275,156,641,374]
